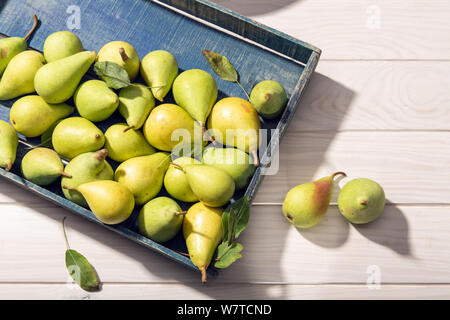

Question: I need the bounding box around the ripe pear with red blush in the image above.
[282,172,346,228]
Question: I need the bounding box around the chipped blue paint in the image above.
[0,0,320,277]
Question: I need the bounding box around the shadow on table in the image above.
[213,0,302,16]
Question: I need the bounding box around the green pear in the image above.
[10,95,74,137]
[104,123,155,162]
[0,120,18,172]
[73,180,135,224]
[97,41,139,80]
[338,178,386,224]
[143,103,201,152]
[250,80,288,119]
[21,148,69,186]
[114,152,170,205]
[43,31,83,62]
[34,51,96,103]
[202,147,256,190]
[140,50,178,102]
[138,197,184,242]
[118,84,155,130]
[172,69,218,126]
[173,163,235,207]
[0,50,45,100]
[61,149,114,207]
[0,14,38,76]
[52,117,105,159]
[282,172,346,228]
[74,80,119,122]
[164,157,200,202]
[207,97,260,165]
[183,202,223,283]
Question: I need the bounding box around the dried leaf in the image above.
[202,50,238,82]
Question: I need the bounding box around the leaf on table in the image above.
[65,249,100,292]
[214,242,243,269]
[94,61,131,89]
[202,50,238,82]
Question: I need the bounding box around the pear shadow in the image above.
[212,0,302,16]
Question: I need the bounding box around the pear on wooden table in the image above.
[0,50,45,100]
[43,31,83,62]
[0,120,18,172]
[0,14,38,76]
[21,148,69,186]
[114,152,170,205]
[183,202,223,283]
[35,51,96,103]
[74,80,119,122]
[97,41,140,80]
[118,84,155,130]
[105,123,155,162]
[172,69,218,127]
[10,95,74,138]
[61,149,114,207]
[140,50,178,102]
[52,117,105,159]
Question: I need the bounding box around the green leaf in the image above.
[65,249,100,292]
[233,195,250,239]
[202,50,238,82]
[214,242,243,269]
[93,61,131,89]
[223,195,250,242]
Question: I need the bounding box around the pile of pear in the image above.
[0,18,289,282]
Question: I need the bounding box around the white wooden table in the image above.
[1,0,450,299]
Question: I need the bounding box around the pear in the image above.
[40,119,62,148]
[105,123,155,162]
[172,69,218,126]
[173,163,235,207]
[140,50,178,102]
[97,41,139,80]
[0,120,18,172]
[61,149,114,207]
[183,202,223,283]
[118,84,155,130]
[74,80,119,122]
[282,172,346,228]
[21,148,70,186]
[10,95,74,137]
[338,178,386,224]
[138,197,184,242]
[250,80,288,119]
[52,117,105,159]
[164,157,200,203]
[114,152,170,205]
[43,31,83,62]
[202,147,256,190]
[207,97,261,166]
[0,14,38,76]
[34,51,96,103]
[0,50,45,100]
[69,180,134,225]
[143,104,201,152]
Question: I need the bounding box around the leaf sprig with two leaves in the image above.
[214,195,250,269]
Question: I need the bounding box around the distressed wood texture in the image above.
[214,0,450,60]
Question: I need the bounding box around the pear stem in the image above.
[62,217,70,250]
[173,249,190,257]
[170,162,185,172]
[59,171,72,178]
[5,160,12,172]
[123,125,134,133]
[331,171,347,180]
[251,149,259,167]
[119,48,129,62]
[200,266,207,283]
[94,149,108,162]
[23,14,38,41]
[361,200,368,206]
[236,80,250,100]
[62,185,77,191]
[176,211,187,216]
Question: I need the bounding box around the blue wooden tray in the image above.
[0,0,320,278]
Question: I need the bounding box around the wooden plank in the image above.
[213,0,450,60]
[253,131,450,204]
[1,204,450,284]
[1,283,449,300]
